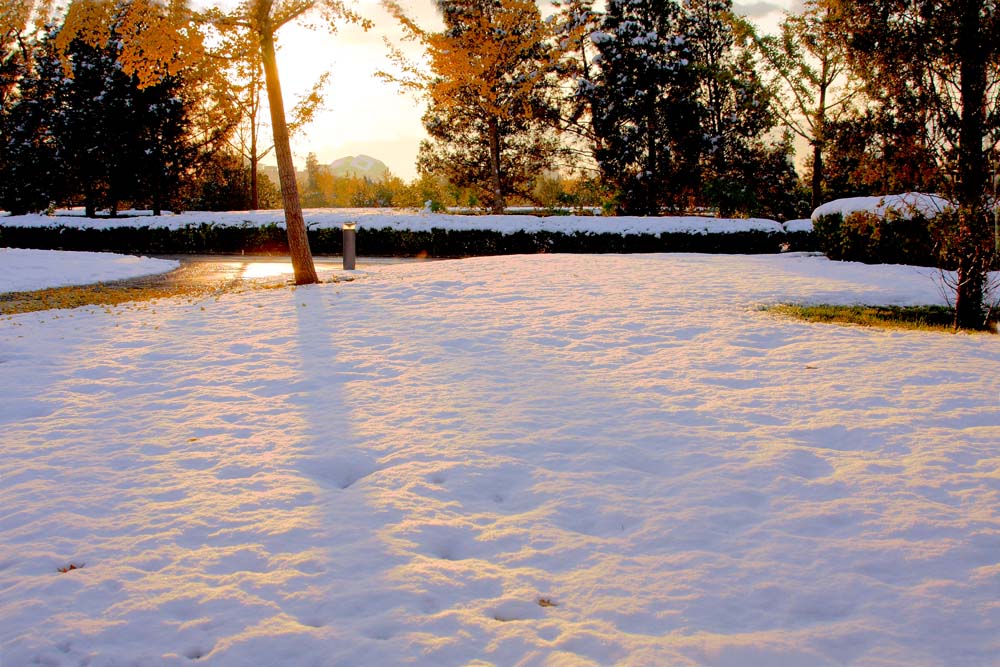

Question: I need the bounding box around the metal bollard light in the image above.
[342,222,356,270]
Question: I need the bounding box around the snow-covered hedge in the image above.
[811,193,950,267]
[0,209,794,256]
[811,193,951,223]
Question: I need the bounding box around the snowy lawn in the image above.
[0,248,179,292]
[1,253,998,667]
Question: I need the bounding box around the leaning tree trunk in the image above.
[953,0,989,329]
[259,23,318,285]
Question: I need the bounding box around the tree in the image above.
[833,0,999,328]
[302,151,327,206]
[818,108,947,201]
[1,1,50,104]
[191,149,281,210]
[549,0,601,170]
[0,1,55,213]
[206,0,368,283]
[57,0,368,284]
[382,0,561,213]
[684,0,783,216]
[739,0,861,210]
[2,4,229,216]
[0,28,60,214]
[585,0,702,214]
[216,23,328,210]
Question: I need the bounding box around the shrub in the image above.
[813,206,941,266]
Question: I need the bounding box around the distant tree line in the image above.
[381,0,998,326]
[2,0,997,323]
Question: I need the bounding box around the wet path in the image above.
[147,255,430,288]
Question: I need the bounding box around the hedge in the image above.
[0,223,792,257]
[812,211,942,267]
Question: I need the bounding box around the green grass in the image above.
[766,303,996,333]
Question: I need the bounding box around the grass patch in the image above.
[0,282,217,315]
[766,303,996,333]
[0,265,301,316]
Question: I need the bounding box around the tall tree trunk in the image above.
[249,83,260,210]
[487,116,504,214]
[84,180,96,218]
[810,140,823,212]
[250,135,259,210]
[250,155,259,210]
[953,0,989,329]
[153,154,162,216]
[645,106,657,216]
[259,20,318,285]
[811,55,829,212]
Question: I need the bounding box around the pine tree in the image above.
[1,9,212,217]
[133,70,199,214]
[684,0,780,216]
[302,151,327,207]
[585,0,701,214]
[0,1,56,213]
[0,30,61,214]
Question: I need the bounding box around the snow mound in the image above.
[811,193,951,222]
[783,218,813,233]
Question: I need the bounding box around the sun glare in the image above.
[242,262,295,280]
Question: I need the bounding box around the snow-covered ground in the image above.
[2,252,998,667]
[1,208,785,235]
[0,248,179,293]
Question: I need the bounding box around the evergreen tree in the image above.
[0,31,61,214]
[1,10,207,217]
[55,26,194,215]
[685,0,779,216]
[302,151,327,207]
[549,0,600,167]
[585,0,701,215]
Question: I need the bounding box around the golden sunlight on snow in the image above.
[242,262,295,280]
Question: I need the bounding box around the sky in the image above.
[269,0,806,181]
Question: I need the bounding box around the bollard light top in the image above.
[343,222,357,231]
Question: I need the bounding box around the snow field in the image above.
[1,253,998,666]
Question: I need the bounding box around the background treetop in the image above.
[56,0,201,86]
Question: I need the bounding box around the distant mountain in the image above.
[329,155,390,179]
[258,155,391,185]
